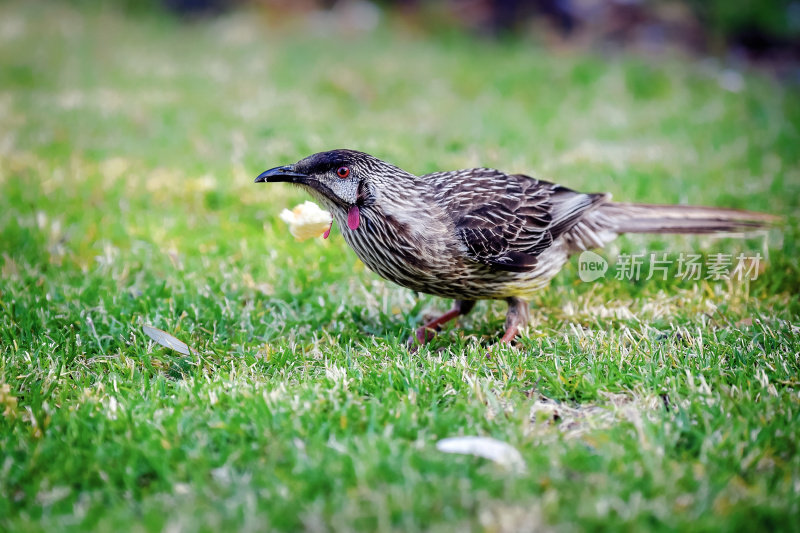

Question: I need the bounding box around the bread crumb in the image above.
[279,201,333,241]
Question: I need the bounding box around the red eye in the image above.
[336,166,350,179]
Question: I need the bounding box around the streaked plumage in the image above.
[256,149,775,344]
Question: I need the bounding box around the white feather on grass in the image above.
[436,436,526,470]
[142,325,192,356]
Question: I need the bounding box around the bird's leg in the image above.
[500,297,530,344]
[411,299,476,346]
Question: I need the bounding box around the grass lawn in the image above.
[1,1,799,530]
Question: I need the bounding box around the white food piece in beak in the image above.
[279,201,333,241]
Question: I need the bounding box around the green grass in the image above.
[1,2,800,531]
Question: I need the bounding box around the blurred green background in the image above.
[1,0,799,531]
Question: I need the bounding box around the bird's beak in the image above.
[254,165,308,184]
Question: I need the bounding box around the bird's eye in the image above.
[336,166,350,179]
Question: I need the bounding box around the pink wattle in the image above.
[322,222,332,239]
[347,205,360,230]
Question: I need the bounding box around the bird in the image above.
[255,149,775,346]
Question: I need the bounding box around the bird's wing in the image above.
[426,169,608,272]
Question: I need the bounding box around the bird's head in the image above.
[255,149,412,229]
[255,149,380,207]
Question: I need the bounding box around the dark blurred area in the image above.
[82,0,800,78]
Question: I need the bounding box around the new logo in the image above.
[578,251,608,282]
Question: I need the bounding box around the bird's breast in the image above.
[335,206,457,291]
[334,205,570,300]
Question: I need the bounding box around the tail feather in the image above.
[600,203,779,235]
[562,201,778,253]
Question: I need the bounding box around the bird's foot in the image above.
[407,303,474,351]
[497,297,529,346]
[406,300,477,352]
[499,324,519,344]
[484,327,520,358]
[407,326,438,350]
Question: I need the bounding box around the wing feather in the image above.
[426,169,608,271]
